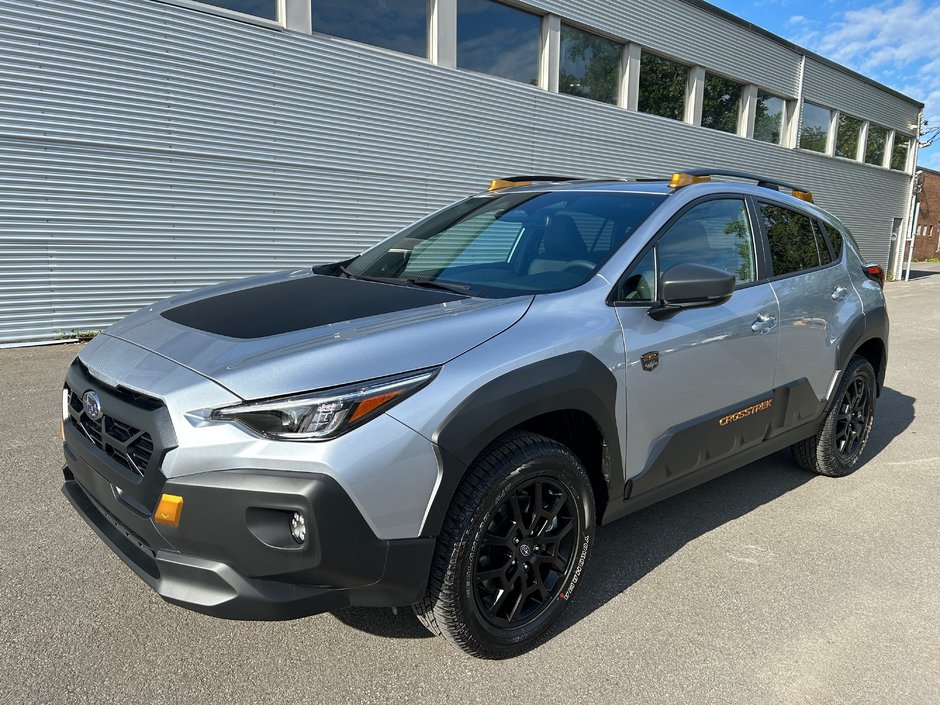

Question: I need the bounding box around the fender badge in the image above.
[641,351,660,372]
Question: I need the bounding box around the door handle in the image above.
[831,285,848,301]
[751,312,777,334]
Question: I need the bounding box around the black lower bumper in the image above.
[62,464,435,620]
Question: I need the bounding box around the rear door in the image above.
[612,196,779,497]
[757,200,864,404]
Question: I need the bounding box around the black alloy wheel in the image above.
[414,432,595,658]
[473,477,579,628]
[791,355,877,477]
[834,375,873,461]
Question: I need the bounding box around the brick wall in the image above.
[913,168,940,260]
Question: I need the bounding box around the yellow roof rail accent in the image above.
[791,189,815,203]
[669,172,712,189]
[489,179,531,191]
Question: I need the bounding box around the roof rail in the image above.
[670,168,815,203]
[488,175,582,191]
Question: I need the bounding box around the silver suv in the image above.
[61,170,888,658]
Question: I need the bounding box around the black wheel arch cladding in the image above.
[837,305,888,393]
[423,352,621,537]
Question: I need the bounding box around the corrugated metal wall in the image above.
[0,0,919,344]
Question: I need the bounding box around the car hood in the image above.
[101,269,532,400]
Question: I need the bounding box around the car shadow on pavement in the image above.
[332,385,915,644]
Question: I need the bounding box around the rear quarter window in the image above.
[761,203,824,276]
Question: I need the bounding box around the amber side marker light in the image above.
[154,494,184,527]
[669,172,711,189]
[489,178,531,191]
[791,189,815,203]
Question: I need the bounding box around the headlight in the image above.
[211,369,437,441]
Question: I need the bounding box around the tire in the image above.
[791,355,877,477]
[414,431,595,659]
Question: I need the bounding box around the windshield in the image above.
[344,191,666,297]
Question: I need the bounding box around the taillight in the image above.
[863,264,885,289]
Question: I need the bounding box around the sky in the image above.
[708,0,940,170]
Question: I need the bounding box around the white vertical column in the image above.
[785,100,800,148]
[540,14,561,92]
[429,0,457,67]
[826,110,839,157]
[885,130,896,168]
[620,43,641,111]
[858,121,870,162]
[283,0,311,33]
[685,66,705,126]
[739,84,758,139]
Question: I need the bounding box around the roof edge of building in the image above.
[683,0,926,110]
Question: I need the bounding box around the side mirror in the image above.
[648,263,735,320]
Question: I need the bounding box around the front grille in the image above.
[67,387,155,477]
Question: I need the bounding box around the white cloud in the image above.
[785,0,940,165]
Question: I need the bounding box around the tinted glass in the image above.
[891,134,911,171]
[658,199,756,285]
[199,0,276,19]
[755,92,785,145]
[619,248,655,302]
[559,25,622,105]
[865,125,888,166]
[314,0,427,57]
[638,53,688,122]
[701,74,742,134]
[821,221,844,260]
[800,103,831,153]
[762,204,821,276]
[457,0,540,84]
[836,114,863,160]
[349,191,665,297]
[814,222,833,265]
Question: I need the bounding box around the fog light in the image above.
[290,511,306,544]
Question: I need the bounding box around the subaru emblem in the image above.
[83,390,103,421]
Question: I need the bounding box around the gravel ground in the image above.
[1,266,938,704]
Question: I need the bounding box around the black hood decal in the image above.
[161,274,462,339]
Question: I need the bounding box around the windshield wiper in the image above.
[404,278,478,296]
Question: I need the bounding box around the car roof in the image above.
[490,178,833,218]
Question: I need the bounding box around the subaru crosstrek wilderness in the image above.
[61,169,888,658]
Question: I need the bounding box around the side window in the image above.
[657,199,756,285]
[618,248,656,302]
[821,221,844,260]
[814,222,834,265]
[761,204,822,276]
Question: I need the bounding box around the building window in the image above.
[638,52,688,122]
[457,0,541,85]
[314,0,427,57]
[701,73,742,134]
[754,91,785,145]
[800,103,831,153]
[559,25,622,105]
[865,125,888,166]
[891,134,911,171]
[835,114,863,160]
[197,0,277,20]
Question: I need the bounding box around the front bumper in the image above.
[62,460,435,620]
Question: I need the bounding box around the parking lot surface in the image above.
[2,266,939,705]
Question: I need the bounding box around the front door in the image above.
[613,197,779,498]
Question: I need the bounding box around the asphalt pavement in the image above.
[1,266,938,704]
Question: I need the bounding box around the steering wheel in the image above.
[563,259,596,273]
